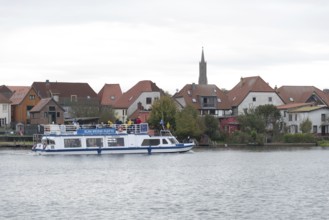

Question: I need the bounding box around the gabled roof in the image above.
[8,86,31,105]
[173,83,231,110]
[276,86,329,106]
[30,98,64,112]
[98,84,122,106]
[227,76,275,107]
[114,80,163,109]
[0,85,13,99]
[32,81,98,99]
[0,93,11,104]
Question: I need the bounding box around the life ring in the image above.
[118,125,123,132]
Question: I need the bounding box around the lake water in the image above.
[1,147,329,220]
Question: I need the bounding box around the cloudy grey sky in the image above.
[1,0,329,94]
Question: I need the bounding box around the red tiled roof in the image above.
[173,84,231,110]
[8,86,31,105]
[277,86,329,106]
[98,84,122,106]
[32,81,98,99]
[227,76,275,106]
[114,80,163,109]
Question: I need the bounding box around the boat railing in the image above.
[113,123,149,134]
[41,123,149,135]
[43,124,79,135]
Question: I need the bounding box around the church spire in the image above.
[198,47,207,85]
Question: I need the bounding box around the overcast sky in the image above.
[1,0,329,94]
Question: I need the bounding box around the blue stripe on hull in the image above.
[32,145,193,155]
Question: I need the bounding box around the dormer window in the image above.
[192,98,197,103]
[217,98,221,103]
[110,95,115,100]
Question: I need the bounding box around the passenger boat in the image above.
[32,123,194,155]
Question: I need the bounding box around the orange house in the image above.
[9,86,41,124]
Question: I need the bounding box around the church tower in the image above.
[198,48,207,85]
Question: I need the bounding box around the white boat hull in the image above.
[32,123,194,155]
[32,144,194,155]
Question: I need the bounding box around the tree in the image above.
[238,109,265,134]
[237,105,282,144]
[254,104,282,131]
[69,98,99,118]
[99,106,116,124]
[175,105,203,140]
[300,118,312,133]
[148,95,177,131]
[203,114,219,140]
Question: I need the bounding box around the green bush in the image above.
[283,133,316,143]
[228,131,265,145]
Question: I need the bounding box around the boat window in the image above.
[64,138,82,148]
[86,138,103,147]
[141,139,160,146]
[107,138,124,147]
[168,138,178,144]
[48,139,55,145]
[162,139,168,144]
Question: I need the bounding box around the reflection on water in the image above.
[1,147,329,219]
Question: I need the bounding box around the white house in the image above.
[112,80,163,123]
[278,104,329,135]
[0,93,11,127]
[227,76,284,115]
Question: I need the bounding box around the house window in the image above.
[71,95,77,102]
[26,106,33,118]
[201,97,216,108]
[295,114,297,121]
[29,95,35,100]
[284,111,287,117]
[146,97,152,104]
[321,114,326,122]
[268,97,272,102]
[2,104,7,112]
[289,114,292,121]
[49,106,56,111]
[252,97,256,102]
[57,112,60,117]
[313,126,317,133]
[44,112,48,118]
